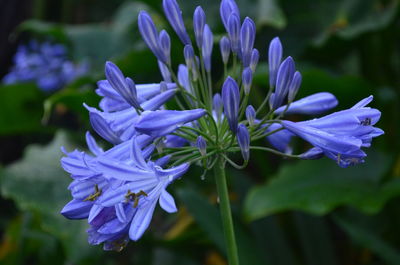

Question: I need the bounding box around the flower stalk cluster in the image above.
[60,0,383,262]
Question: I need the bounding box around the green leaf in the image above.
[314,0,399,45]
[42,77,99,124]
[18,2,151,68]
[178,187,266,265]
[255,0,286,29]
[65,24,116,64]
[0,131,102,263]
[334,213,400,265]
[0,84,46,135]
[293,213,337,265]
[16,20,68,43]
[244,152,399,221]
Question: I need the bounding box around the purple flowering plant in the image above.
[3,41,87,92]
[60,0,383,263]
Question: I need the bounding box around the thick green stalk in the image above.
[213,155,239,265]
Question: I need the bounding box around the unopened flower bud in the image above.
[193,6,206,48]
[268,37,283,88]
[196,136,207,156]
[184,45,195,69]
[242,67,253,95]
[105,61,141,110]
[271,56,295,109]
[241,17,256,67]
[222,76,240,133]
[220,0,240,30]
[138,11,166,64]
[237,124,250,161]
[213,93,223,122]
[163,0,191,45]
[250,48,259,72]
[288,71,302,102]
[159,30,171,65]
[227,13,240,54]
[220,36,231,65]
[202,25,213,72]
[245,105,256,126]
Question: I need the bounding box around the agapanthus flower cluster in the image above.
[3,41,87,92]
[61,0,383,250]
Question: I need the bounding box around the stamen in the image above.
[83,184,102,201]
[360,117,372,126]
[124,190,148,208]
[337,153,341,164]
[109,238,129,252]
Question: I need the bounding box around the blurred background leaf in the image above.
[0,131,102,264]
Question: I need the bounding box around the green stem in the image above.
[213,156,239,265]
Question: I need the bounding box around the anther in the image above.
[83,184,102,201]
[360,117,372,126]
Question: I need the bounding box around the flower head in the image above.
[61,0,384,251]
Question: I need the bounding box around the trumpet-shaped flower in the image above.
[61,0,384,252]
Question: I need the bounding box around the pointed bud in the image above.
[237,124,250,161]
[220,36,231,64]
[288,71,302,102]
[242,67,253,95]
[158,61,172,82]
[178,64,192,94]
[268,37,283,88]
[191,56,200,81]
[88,111,121,145]
[202,24,213,72]
[125,77,141,110]
[250,48,259,72]
[213,93,223,122]
[240,17,256,67]
[193,6,206,48]
[271,56,295,109]
[196,136,207,156]
[227,13,241,54]
[220,0,240,30]
[163,0,191,45]
[184,45,195,69]
[245,105,256,126]
[159,30,171,65]
[105,61,141,109]
[138,11,166,63]
[222,76,240,133]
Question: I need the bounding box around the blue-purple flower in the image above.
[282,96,383,167]
[3,41,87,92]
[222,76,240,133]
[61,135,189,248]
[60,0,384,252]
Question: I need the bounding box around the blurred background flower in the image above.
[0,0,399,265]
[3,41,88,92]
